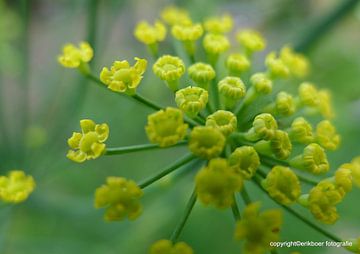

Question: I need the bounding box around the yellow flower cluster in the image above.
[67,119,109,163]
[134,21,167,45]
[58,42,93,69]
[0,170,35,204]
[94,177,143,221]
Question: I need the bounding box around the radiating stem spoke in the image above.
[231,195,241,221]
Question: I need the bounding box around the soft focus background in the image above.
[0,0,360,253]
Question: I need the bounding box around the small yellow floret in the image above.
[172,23,203,42]
[250,73,272,94]
[153,55,185,90]
[275,91,296,116]
[203,33,230,55]
[225,53,251,75]
[245,113,278,141]
[265,52,290,79]
[351,157,360,187]
[161,6,192,26]
[254,130,292,160]
[206,110,237,136]
[298,82,319,107]
[175,86,208,118]
[145,107,188,147]
[318,90,335,119]
[149,239,193,254]
[58,42,93,68]
[100,57,147,94]
[67,119,109,163]
[236,29,266,53]
[288,117,314,144]
[315,120,340,151]
[0,170,35,203]
[195,158,243,208]
[280,46,310,78]
[204,14,233,34]
[188,62,215,89]
[134,20,166,45]
[94,177,143,221]
[228,146,260,179]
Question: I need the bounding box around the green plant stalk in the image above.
[209,78,220,111]
[253,175,342,242]
[138,153,196,189]
[295,0,360,52]
[231,195,241,221]
[105,141,187,155]
[240,186,252,205]
[85,73,201,127]
[170,189,197,242]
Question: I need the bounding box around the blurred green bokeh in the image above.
[0,0,360,253]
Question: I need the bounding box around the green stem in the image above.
[170,189,197,242]
[253,175,342,242]
[138,153,196,189]
[295,0,360,52]
[105,141,187,155]
[209,79,220,111]
[240,186,252,205]
[231,195,241,221]
[85,73,201,127]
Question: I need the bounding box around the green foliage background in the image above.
[0,0,359,253]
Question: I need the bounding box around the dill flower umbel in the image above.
[67,119,109,163]
[145,107,188,147]
[59,5,359,254]
[0,170,35,203]
[94,177,143,221]
[57,42,93,70]
[100,57,147,94]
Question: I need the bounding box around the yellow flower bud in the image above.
[0,170,35,203]
[67,119,109,163]
[149,239,193,254]
[218,76,246,109]
[204,14,233,34]
[160,6,191,26]
[245,113,278,141]
[100,57,147,94]
[265,51,290,79]
[225,53,251,75]
[228,146,260,179]
[145,107,188,147]
[134,20,166,45]
[236,29,266,54]
[290,143,329,174]
[94,177,143,221]
[175,86,208,118]
[254,130,292,160]
[351,156,360,187]
[315,120,340,151]
[58,42,93,69]
[307,181,343,224]
[250,73,272,94]
[206,110,237,136]
[195,158,243,208]
[318,89,335,119]
[263,166,301,205]
[298,82,319,107]
[288,117,314,144]
[235,202,282,254]
[188,126,225,159]
[188,62,215,89]
[153,55,185,91]
[280,46,310,78]
[203,33,230,60]
[335,163,353,194]
[275,91,296,116]
[172,23,203,42]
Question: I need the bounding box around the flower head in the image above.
[67,119,109,163]
[235,202,282,254]
[298,82,319,107]
[263,166,301,205]
[134,21,167,45]
[275,92,296,116]
[250,73,272,94]
[315,120,340,151]
[149,239,193,254]
[0,170,35,203]
[58,42,93,68]
[280,46,310,78]
[290,143,329,174]
[188,62,215,89]
[161,6,191,26]
[94,177,143,221]
[204,14,233,34]
[236,29,266,54]
[100,57,147,94]
[153,55,185,91]
[308,181,343,224]
[228,146,260,179]
[206,110,237,136]
[188,126,225,159]
[265,51,290,79]
[225,53,250,75]
[288,117,314,144]
[145,107,188,147]
[175,86,208,118]
[203,33,230,55]
[172,23,203,42]
[195,158,243,208]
